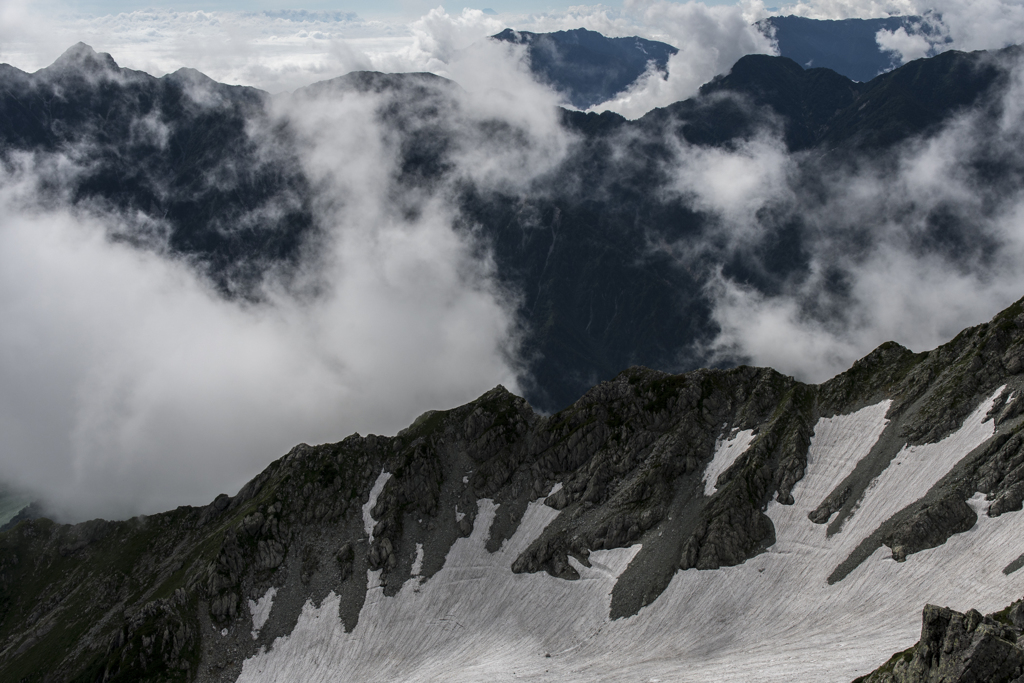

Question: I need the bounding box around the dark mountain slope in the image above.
[0,44,1018,414]
[640,46,1012,152]
[818,46,1016,149]
[760,15,931,82]
[491,27,677,109]
[475,47,1018,408]
[0,43,313,292]
[3,295,1024,681]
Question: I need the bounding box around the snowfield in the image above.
[237,391,1024,682]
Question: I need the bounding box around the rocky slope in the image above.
[856,599,1024,683]
[3,294,1024,680]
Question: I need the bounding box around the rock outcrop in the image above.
[856,601,1024,683]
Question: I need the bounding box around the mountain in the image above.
[488,17,942,109]
[0,43,313,292]
[490,27,678,109]
[3,292,1024,680]
[0,43,1015,416]
[637,46,1012,151]
[759,15,946,82]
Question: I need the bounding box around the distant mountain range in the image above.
[491,27,677,109]
[0,41,1012,414]
[492,16,942,112]
[761,14,946,82]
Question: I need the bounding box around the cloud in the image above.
[0,68,561,520]
[594,1,776,118]
[776,0,1024,67]
[668,127,792,244]
[875,24,934,63]
[695,51,1024,382]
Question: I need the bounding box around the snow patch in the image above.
[835,388,1000,544]
[548,482,563,496]
[236,397,1024,683]
[249,587,277,640]
[411,543,424,576]
[362,470,391,542]
[703,428,755,496]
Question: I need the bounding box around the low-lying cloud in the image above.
[0,67,571,521]
[690,50,1024,382]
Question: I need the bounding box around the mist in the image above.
[675,50,1024,382]
[0,57,572,521]
[2,1,1024,522]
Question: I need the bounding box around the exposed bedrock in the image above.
[856,601,1024,683]
[5,299,1024,681]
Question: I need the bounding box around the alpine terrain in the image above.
[2,294,1024,681]
[3,31,1024,683]
[0,41,1018,412]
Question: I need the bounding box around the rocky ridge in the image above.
[1,293,1024,680]
[857,598,1024,683]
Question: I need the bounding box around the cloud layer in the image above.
[2,1,1024,521]
[687,50,1024,382]
[0,67,571,520]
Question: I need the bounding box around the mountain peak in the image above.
[49,42,120,74]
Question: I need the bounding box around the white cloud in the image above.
[595,1,776,118]
[699,51,1024,383]
[669,129,792,242]
[777,0,1024,67]
[875,25,933,63]
[0,73,548,521]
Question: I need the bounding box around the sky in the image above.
[3,0,1024,520]
[1,0,772,94]
[25,0,740,20]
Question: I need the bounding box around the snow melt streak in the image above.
[703,428,755,496]
[239,390,1024,682]
[248,587,277,641]
[362,470,391,543]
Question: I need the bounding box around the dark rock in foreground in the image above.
[856,600,1024,683]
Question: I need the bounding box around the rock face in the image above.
[857,601,1024,683]
[2,296,1024,680]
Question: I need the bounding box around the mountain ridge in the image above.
[2,294,1024,681]
[490,27,678,109]
[0,41,1018,411]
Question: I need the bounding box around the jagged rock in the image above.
[6,295,1024,680]
[883,498,978,559]
[856,603,1024,683]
